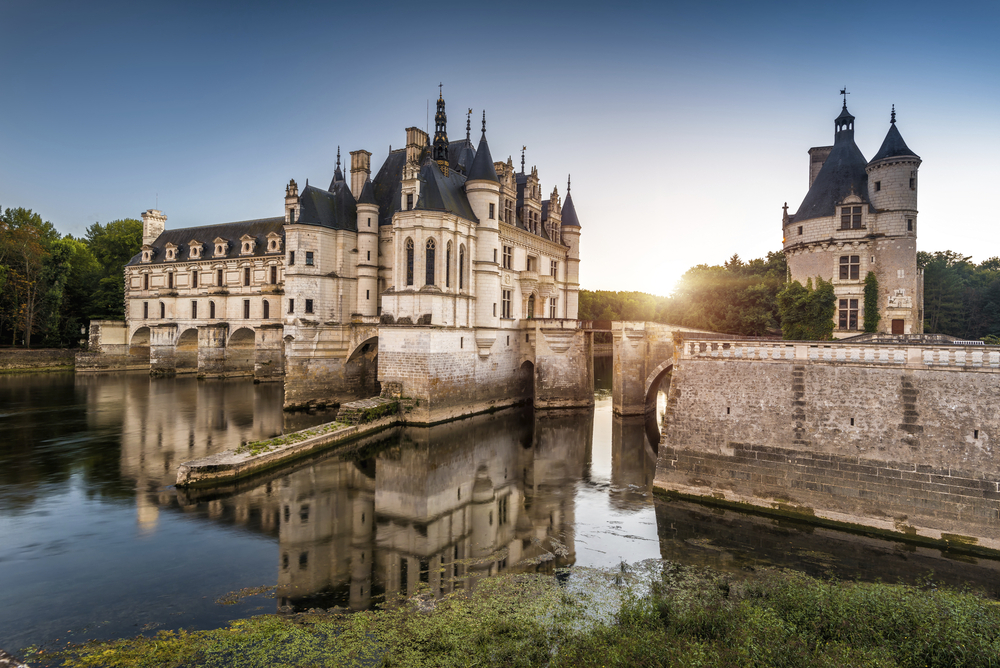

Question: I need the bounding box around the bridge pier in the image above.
[197,323,229,377]
[149,324,178,376]
[611,321,677,416]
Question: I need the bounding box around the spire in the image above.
[870,107,920,163]
[466,108,472,141]
[332,146,344,185]
[561,177,580,228]
[891,104,896,125]
[467,113,498,183]
[520,146,526,174]
[834,98,855,143]
[567,174,571,193]
[432,84,449,165]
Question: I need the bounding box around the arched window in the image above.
[459,245,465,290]
[209,301,216,319]
[425,238,436,286]
[263,300,270,319]
[159,302,165,319]
[527,294,535,319]
[405,239,414,286]
[446,241,452,288]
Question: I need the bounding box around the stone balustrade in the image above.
[679,336,1000,372]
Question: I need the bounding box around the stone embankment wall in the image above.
[656,337,1000,552]
[0,348,76,372]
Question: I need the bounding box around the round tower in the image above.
[356,178,379,316]
[560,176,582,320]
[866,106,921,238]
[465,113,502,345]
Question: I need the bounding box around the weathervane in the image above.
[521,146,526,173]
[840,87,850,107]
[438,82,443,99]
[891,104,896,124]
[467,108,472,141]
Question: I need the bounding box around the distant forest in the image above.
[3,203,999,347]
[581,250,1000,342]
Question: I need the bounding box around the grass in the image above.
[235,421,347,456]
[36,562,1000,668]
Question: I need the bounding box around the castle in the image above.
[782,99,923,337]
[109,92,593,421]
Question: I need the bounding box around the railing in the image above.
[679,337,1000,371]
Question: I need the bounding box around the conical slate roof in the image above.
[793,120,869,223]
[357,178,377,205]
[561,192,581,228]
[870,123,919,163]
[466,132,498,183]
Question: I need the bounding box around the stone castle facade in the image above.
[782,101,923,337]
[111,93,591,420]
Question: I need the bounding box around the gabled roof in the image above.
[415,160,478,222]
[870,123,919,163]
[126,217,285,266]
[297,182,357,231]
[466,132,498,183]
[792,134,870,223]
[561,192,581,228]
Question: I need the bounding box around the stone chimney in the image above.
[141,209,166,245]
[350,150,372,199]
[808,146,833,189]
[405,127,429,166]
[285,179,300,224]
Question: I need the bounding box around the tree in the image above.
[0,207,57,347]
[863,271,880,333]
[777,277,835,340]
[85,218,142,318]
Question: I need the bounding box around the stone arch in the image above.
[175,328,199,373]
[519,360,535,403]
[347,336,378,364]
[226,327,256,376]
[643,359,673,413]
[129,326,150,363]
[345,336,379,397]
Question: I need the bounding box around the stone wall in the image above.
[0,348,76,371]
[656,340,1000,551]
[533,320,593,409]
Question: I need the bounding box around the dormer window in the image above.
[840,206,863,230]
[214,237,229,257]
[266,233,283,253]
[164,243,177,261]
[189,240,203,259]
[240,235,256,256]
[141,245,155,263]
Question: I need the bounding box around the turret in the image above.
[466,113,502,344]
[560,176,581,319]
[356,178,379,316]
[328,147,345,191]
[867,105,921,235]
[141,209,166,245]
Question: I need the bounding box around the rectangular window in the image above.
[191,301,198,318]
[501,289,512,318]
[217,269,224,286]
[305,251,314,266]
[366,289,370,300]
[526,256,535,272]
[160,302,165,318]
[840,206,862,230]
[167,272,174,289]
[406,193,413,210]
[305,299,313,314]
[909,177,915,189]
[502,246,512,269]
[549,297,557,318]
[839,255,860,280]
[907,218,913,231]
[367,250,371,261]
[838,298,859,330]
[288,299,294,314]
[210,301,215,318]
[289,250,295,265]
[493,303,496,317]
[550,260,558,278]
[244,267,251,286]
[243,299,250,319]
[493,249,497,263]
[875,181,881,191]
[143,274,149,290]
[143,301,148,319]
[270,266,277,284]
[367,217,371,227]
[489,203,495,219]
[192,271,198,288]
[797,226,803,235]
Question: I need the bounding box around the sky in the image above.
[2,0,999,296]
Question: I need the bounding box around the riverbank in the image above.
[31,561,1000,667]
[0,349,75,374]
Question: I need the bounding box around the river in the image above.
[1,364,998,653]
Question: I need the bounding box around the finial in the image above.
[567,174,571,193]
[891,104,896,124]
[466,108,472,141]
[336,146,341,169]
[438,82,443,100]
[481,110,486,134]
[840,87,850,108]
[521,146,526,173]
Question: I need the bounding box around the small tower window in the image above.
[425,238,436,286]
[288,299,294,314]
[243,299,250,319]
[263,300,270,319]
[243,267,251,286]
[305,251,314,266]
[406,193,413,210]
[192,271,198,288]
[143,302,148,319]
[160,302,165,318]
[909,173,916,189]
[191,301,198,318]
[405,239,415,286]
[489,203,495,219]
[797,226,803,236]
[875,181,881,191]
[270,266,277,284]
[167,272,174,289]
[143,274,149,291]
[305,299,313,314]
[459,245,465,290]
[289,251,295,265]
[907,218,913,231]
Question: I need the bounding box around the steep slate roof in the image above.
[415,160,478,222]
[372,149,407,226]
[447,138,476,174]
[466,132,498,183]
[127,217,285,266]
[357,178,377,205]
[561,192,581,228]
[792,110,870,223]
[870,123,919,163]
[297,182,357,231]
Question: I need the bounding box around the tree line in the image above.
[581,250,1000,342]
[0,207,141,348]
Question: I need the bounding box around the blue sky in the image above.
[2,0,999,294]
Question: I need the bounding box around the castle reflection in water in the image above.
[95,373,643,611]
